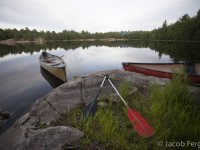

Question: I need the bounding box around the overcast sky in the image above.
[0,0,199,32]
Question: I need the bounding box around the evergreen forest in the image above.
[0,10,200,41]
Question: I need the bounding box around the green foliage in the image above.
[50,103,132,149]
[37,122,48,129]
[150,11,200,41]
[149,73,200,148]
[0,9,200,41]
[119,81,132,99]
[49,75,200,149]
[83,107,128,149]
[50,107,83,129]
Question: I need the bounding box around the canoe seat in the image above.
[45,59,56,63]
[51,63,61,66]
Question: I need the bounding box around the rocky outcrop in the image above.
[1,69,198,150]
[16,126,83,150]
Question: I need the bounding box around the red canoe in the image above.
[122,62,200,84]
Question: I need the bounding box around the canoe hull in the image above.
[40,67,65,88]
[40,62,67,82]
[39,52,67,82]
[122,62,200,84]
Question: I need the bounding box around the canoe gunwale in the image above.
[39,52,66,69]
[122,62,200,84]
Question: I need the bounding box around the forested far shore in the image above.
[0,9,200,42]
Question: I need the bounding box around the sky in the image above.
[0,0,199,33]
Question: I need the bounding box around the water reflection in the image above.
[40,67,66,88]
[0,52,53,134]
[0,40,200,62]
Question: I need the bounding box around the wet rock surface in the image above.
[0,69,199,150]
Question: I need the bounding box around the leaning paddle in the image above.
[127,108,154,137]
[83,75,107,119]
[107,77,154,137]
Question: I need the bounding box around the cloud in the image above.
[0,0,199,32]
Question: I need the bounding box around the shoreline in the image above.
[0,38,127,46]
[0,39,34,46]
[0,69,169,149]
[0,69,199,149]
[0,38,199,46]
[0,38,44,46]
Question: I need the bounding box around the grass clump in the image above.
[37,122,48,129]
[149,74,200,148]
[51,107,83,129]
[51,102,132,149]
[50,74,200,149]
[82,106,128,149]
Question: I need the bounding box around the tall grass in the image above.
[50,73,200,149]
[82,106,128,149]
[149,74,200,147]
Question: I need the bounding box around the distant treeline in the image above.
[0,10,200,41]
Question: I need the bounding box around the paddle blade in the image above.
[83,100,98,119]
[128,108,154,137]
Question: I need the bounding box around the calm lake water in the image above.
[0,40,200,134]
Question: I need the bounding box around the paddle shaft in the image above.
[107,78,128,106]
[85,75,107,116]
[107,77,149,135]
[93,75,107,102]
